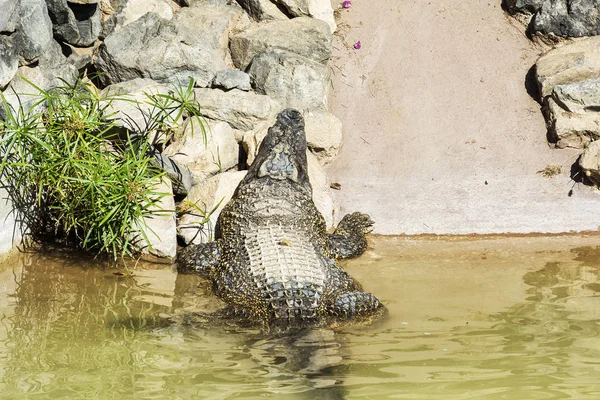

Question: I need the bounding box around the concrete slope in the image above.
[326,0,600,235]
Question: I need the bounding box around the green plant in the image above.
[0,77,204,260]
[180,197,224,242]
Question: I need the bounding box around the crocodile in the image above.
[177,109,383,327]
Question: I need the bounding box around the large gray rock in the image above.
[193,88,283,131]
[131,178,177,258]
[71,2,101,46]
[163,118,239,185]
[2,40,77,115]
[546,94,600,148]
[578,140,600,185]
[532,0,600,38]
[505,0,545,14]
[235,0,289,21]
[212,69,252,91]
[230,16,332,70]
[18,0,55,64]
[46,0,80,44]
[272,0,336,32]
[248,50,330,111]
[101,0,173,36]
[0,35,18,89]
[0,0,20,33]
[101,78,177,142]
[536,36,600,98]
[96,3,242,87]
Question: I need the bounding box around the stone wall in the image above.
[0,0,343,257]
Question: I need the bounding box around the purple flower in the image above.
[353,41,361,50]
[342,1,352,8]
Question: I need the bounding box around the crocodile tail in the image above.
[328,291,383,318]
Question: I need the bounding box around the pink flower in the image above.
[342,1,352,8]
[353,41,361,50]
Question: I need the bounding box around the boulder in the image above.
[272,0,336,32]
[546,95,600,148]
[101,78,177,143]
[248,50,330,110]
[536,36,600,99]
[2,40,77,116]
[95,3,242,87]
[163,118,239,185]
[17,0,55,64]
[46,0,80,44]
[131,178,177,258]
[304,110,342,164]
[532,0,600,38]
[212,69,252,91]
[177,170,246,245]
[0,35,18,89]
[150,152,193,196]
[230,16,332,70]
[504,0,544,14]
[70,2,101,46]
[579,140,600,185]
[235,0,289,21]
[101,0,173,36]
[0,0,20,33]
[193,88,283,131]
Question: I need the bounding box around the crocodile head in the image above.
[243,109,311,192]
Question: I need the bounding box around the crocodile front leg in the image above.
[327,212,374,259]
[176,240,221,277]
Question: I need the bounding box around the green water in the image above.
[1,236,600,399]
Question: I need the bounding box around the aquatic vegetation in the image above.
[0,77,204,260]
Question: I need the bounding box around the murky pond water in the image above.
[1,236,600,399]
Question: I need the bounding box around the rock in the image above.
[212,69,252,91]
[95,4,241,87]
[101,0,173,36]
[536,36,600,98]
[46,0,101,46]
[248,50,330,110]
[2,40,77,116]
[177,171,246,245]
[235,0,289,21]
[193,88,283,131]
[131,178,177,258]
[579,140,600,185]
[46,0,80,44]
[272,0,336,32]
[0,188,21,255]
[71,2,101,46]
[532,0,600,38]
[546,96,600,148]
[504,0,544,14]
[64,43,96,70]
[0,0,20,33]
[17,0,55,64]
[307,151,334,228]
[304,110,342,164]
[230,16,332,70]
[0,35,18,89]
[536,37,600,147]
[101,78,177,142]
[163,118,239,185]
[150,152,194,196]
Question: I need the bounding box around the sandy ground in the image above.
[325,0,600,235]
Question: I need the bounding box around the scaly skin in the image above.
[177,109,383,327]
